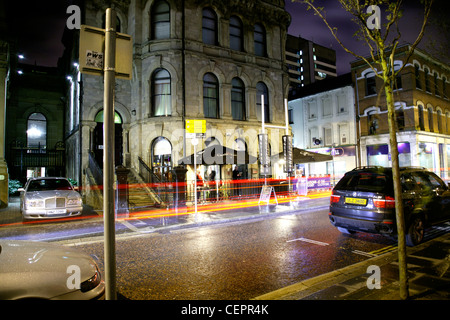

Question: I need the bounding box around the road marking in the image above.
[351,249,377,257]
[287,237,329,246]
[368,245,397,256]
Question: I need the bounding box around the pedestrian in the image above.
[209,170,216,201]
[232,166,240,198]
[196,170,203,202]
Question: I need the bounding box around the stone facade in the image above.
[68,0,291,185]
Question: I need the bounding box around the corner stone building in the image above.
[67,0,291,187]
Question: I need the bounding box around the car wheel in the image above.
[406,216,424,247]
[337,227,356,235]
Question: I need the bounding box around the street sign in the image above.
[259,185,277,205]
[186,119,206,134]
[79,25,132,79]
[258,133,270,167]
[283,135,293,173]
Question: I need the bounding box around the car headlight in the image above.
[25,199,44,208]
[67,198,82,206]
[80,266,102,293]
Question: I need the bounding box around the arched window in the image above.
[434,72,440,96]
[254,23,266,57]
[151,0,170,40]
[367,110,378,135]
[437,109,443,133]
[231,78,245,120]
[256,82,269,123]
[230,16,243,51]
[151,69,171,116]
[428,106,434,132]
[151,137,172,180]
[418,105,425,131]
[365,72,376,96]
[203,73,219,119]
[202,8,218,45]
[94,110,123,124]
[446,111,450,134]
[27,113,46,149]
[443,77,448,99]
[396,108,405,131]
[415,64,422,89]
[424,68,431,92]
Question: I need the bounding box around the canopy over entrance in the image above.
[271,147,332,163]
[178,144,257,165]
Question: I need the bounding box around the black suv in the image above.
[329,166,450,246]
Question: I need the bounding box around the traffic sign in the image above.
[186,119,206,134]
[79,25,132,79]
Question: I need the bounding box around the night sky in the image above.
[3,0,449,74]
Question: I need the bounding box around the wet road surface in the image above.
[70,208,397,300]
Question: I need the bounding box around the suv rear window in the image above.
[335,170,393,193]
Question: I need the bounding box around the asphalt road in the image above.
[70,207,395,300]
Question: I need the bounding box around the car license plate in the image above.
[345,197,367,206]
[47,209,67,214]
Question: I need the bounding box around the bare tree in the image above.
[292,0,434,299]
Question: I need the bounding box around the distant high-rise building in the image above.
[286,35,337,97]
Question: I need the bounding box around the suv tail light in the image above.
[330,194,341,204]
[373,196,395,209]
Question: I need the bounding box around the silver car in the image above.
[19,177,83,220]
[0,240,104,300]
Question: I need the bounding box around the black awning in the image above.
[271,147,333,163]
[178,144,257,165]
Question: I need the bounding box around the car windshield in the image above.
[335,171,393,193]
[27,179,73,192]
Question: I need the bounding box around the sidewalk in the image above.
[254,232,450,300]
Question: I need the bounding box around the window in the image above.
[442,77,448,99]
[425,68,431,92]
[437,109,443,133]
[323,127,332,146]
[152,137,172,180]
[418,105,425,131]
[367,110,378,135]
[203,73,219,119]
[394,70,402,90]
[254,23,266,57]
[446,112,450,134]
[27,113,46,149]
[152,69,171,117]
[230,16,243,51]
[415,64,422,89]
[365,73,376,96]
[231,77,245,120]
[428,107,434,132]
[322,96,332,117]
[94,110,123,124]
[256,82,269,123]
[434,73,440,96]
[202,8,217,45]
[396,108,405,131]
[151,0,170,40]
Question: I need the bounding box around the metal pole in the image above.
[193,138,198,220]
[261,95,266,185]
[103,8,117,301]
